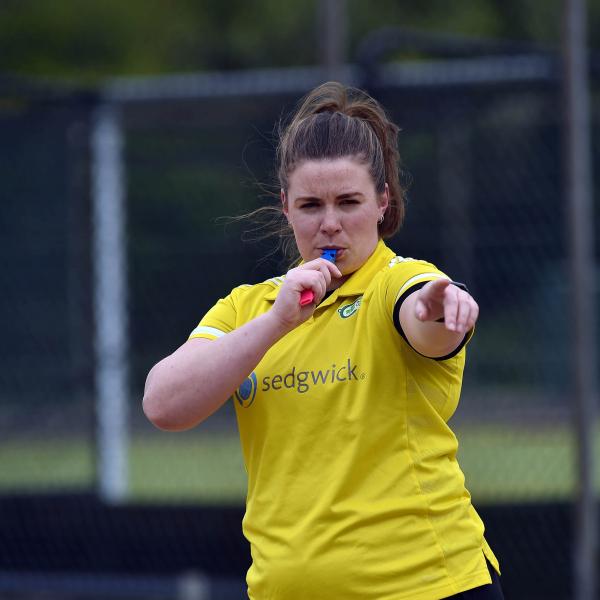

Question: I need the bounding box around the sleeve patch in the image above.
[189,325,226,339]
[266,276,285,286]
[388,256,414,267]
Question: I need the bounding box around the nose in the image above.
[320,206,342,235]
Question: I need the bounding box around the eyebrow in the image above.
[294,192,365,202]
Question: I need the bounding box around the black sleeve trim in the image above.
[392,280,471,361]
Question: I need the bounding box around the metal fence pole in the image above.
[317,0,348,83]
[91,103,129,503]
[562,1,598,599]
[437,109,474,288]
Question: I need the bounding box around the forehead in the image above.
[287,158,374,197]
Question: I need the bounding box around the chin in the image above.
[340,259,360,276]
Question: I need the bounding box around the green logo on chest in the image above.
[337,296,362,319]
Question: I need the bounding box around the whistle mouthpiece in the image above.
[321,248,338,263]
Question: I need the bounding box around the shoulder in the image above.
[227,274,287,305]
[382,255,446,287]
[189,275,286,340]
[372,242,440,277]
[386,254,438,271]
[374,253,448,308]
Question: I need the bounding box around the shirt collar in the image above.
[264,239,395,303]
[333,239,395,298]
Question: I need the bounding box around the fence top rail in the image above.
[5,53,598,107]
[101,55,564,104]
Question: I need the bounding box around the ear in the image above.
[380,183,390,215]
[281,189,289,220]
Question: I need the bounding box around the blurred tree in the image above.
[0,0,317,82]
[349,0,563,45]
[0,0,596,82]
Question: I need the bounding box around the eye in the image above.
[341,198,360,205]
[299,200,319,209]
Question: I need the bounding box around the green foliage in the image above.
[2,0,593,83]
[0,0,318,81]
[0,0,183,80]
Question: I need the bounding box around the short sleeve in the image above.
[383,258,473,361]
[188,284,250,341]
[383,258,450,316]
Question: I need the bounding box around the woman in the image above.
[143,82,503,600]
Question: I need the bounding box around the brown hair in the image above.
[237,82,405,264]
[278,81,404,239]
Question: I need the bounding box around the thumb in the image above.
[414,297,432,321]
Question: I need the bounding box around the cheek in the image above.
[348,211,377,234]
[289,216,317,250]
[291,214,318,234]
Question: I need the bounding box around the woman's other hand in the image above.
[399,279,479,358]
[414,279,479,334]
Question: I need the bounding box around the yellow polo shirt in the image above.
[190,240,499,600]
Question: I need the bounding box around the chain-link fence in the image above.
[1,84,97,492]
[118,62,598,506]
[1,53,598,598]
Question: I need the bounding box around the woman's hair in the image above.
[238,81,405,264]
[278,81,404,239]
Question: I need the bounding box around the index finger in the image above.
[421,277,451,299]
[301,257,343,279]
[322,258,343,279]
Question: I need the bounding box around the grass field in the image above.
[1,422,597,504]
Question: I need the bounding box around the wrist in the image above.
[260,310,295,341]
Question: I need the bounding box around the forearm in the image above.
[399,292,469,358]
[143,312,289,431]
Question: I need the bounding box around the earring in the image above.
[378,214,385,225]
